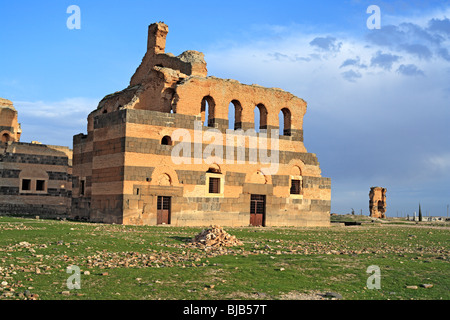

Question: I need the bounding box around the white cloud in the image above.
[13,97,99,146]
[16,97,97,120]
[205,9,450,215]
[427,153,450,171]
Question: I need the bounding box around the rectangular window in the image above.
[209,177,220,194]
[22,179,31,191]
[290,179,301,195]
[36,180,46,191]
[80,179,85,196]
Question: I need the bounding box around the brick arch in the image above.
[229,100,243,130]
[289,160,306,176]
[279,107,292,136]
[159,129,173,145]
[254,103,268,130]
[157,173,172,186]
[201,95,216,127]
[1,131,11,143]
[206,163,222,174]
[290,165,302,176]
[276,159,306,177]
[245,169,272,185]
[197,162,227,177]
[150,165,180,187]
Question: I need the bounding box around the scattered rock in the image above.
[61,291,71,296]
[324,292,343,299]
[190,226,243,247]
[420,284,433,289]
[406,285,418,290]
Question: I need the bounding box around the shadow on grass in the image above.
[169,236,192,243]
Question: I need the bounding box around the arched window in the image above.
[206,164,222,195]
[161,136,172,146]
[279,108,292,136]
[201,96,215,127]
[228,100,242,130]
[254,104,268,132]
[377,201,384,212]
[290,165,302,195]
[207,164,221,174]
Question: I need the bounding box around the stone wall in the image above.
[70,22,332,227]
[0,142,72,218]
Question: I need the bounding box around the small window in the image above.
[161,136,172,146]
[22,179,31,191]
[209,177,220,194]
[290,179,301,195]
[80,179,85,196]
[36,180,46,191]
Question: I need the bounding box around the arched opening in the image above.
[290,165,303,195]
[377,201,384,212]
[102,109,108,114]
[162,88,175,114]
[158,173,172,186]
[254,104,267,132]
[207,164,221,174]
[161,135,172,146]
[201,96,215,127]
[1,133,11,143]
[228,100,242,130]
[279,108,292,136]
[206,164,222,194]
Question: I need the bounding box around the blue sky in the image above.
[1,0,449,216]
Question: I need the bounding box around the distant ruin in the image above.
[0,98,72,218]
[369,187,386,218]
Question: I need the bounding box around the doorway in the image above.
[157,196,171,225]
[250,194,266,226]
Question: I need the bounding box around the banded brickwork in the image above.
[0,142,72,218]
[70,22,331,227]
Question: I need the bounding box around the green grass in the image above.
[0,216,448,300]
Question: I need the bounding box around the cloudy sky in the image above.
[1,0,449,216]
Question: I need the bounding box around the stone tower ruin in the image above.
[369,187,386,218]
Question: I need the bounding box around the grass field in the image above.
[0,216,448,300]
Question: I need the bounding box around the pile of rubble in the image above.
[191,226,243,247]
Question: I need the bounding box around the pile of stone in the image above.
[191,226,243,247]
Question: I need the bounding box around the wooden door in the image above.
[250,194,266,226]
[157,196,171,225]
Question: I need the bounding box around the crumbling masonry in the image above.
[71,22,331,227]
[369,187,387,218]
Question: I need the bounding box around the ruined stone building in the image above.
[0,98,72,218]
[71,22,331,227]
[369,187,386,218]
